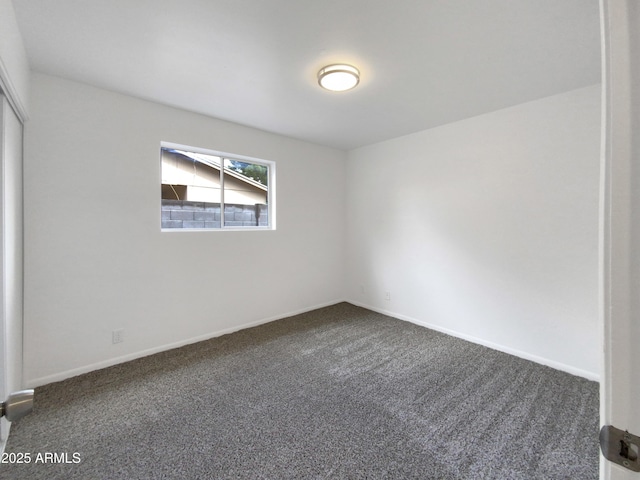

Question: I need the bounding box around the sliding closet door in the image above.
[0,92,24,445]
[0,92,4,445]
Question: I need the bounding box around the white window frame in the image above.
[160,141,276,231]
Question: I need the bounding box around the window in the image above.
[161,143,274,230]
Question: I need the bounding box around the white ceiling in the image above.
[13,0,601,150]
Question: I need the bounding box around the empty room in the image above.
[1,0,638,479]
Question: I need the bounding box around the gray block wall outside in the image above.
[257,204,268,227]
[161,200,268,229]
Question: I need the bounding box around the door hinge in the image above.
[0,389,34,422]
[600,425,640,472]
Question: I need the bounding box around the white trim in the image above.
[25,299,344,388]
[161,227,272,233]
[0,57,27,123]
[598,1,611,478]
[26,298,600,388]
[0,94,7,455]
[598,2,640,479]
[348,299,600,382]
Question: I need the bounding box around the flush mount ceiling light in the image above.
[317,64,360,92]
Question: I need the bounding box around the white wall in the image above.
[346,85,601,379]
[24,73,601,385]
[24,73,346,386]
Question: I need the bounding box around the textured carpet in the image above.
[3,303,599,479]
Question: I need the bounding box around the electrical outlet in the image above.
[112,329,124,344]
[360,285,365,295]
[385,291,391,301]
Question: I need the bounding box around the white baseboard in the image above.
[26,299,345,388]
[347,299,600,382]
[27,298,599,387]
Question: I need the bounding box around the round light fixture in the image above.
[317,64,360,92]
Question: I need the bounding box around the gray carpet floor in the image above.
[2,303,599,479]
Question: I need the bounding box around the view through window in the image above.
[161,144,274,230]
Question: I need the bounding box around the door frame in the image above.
[599,0,640,479]
[0,90,6,449]
[0,81,26,452]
